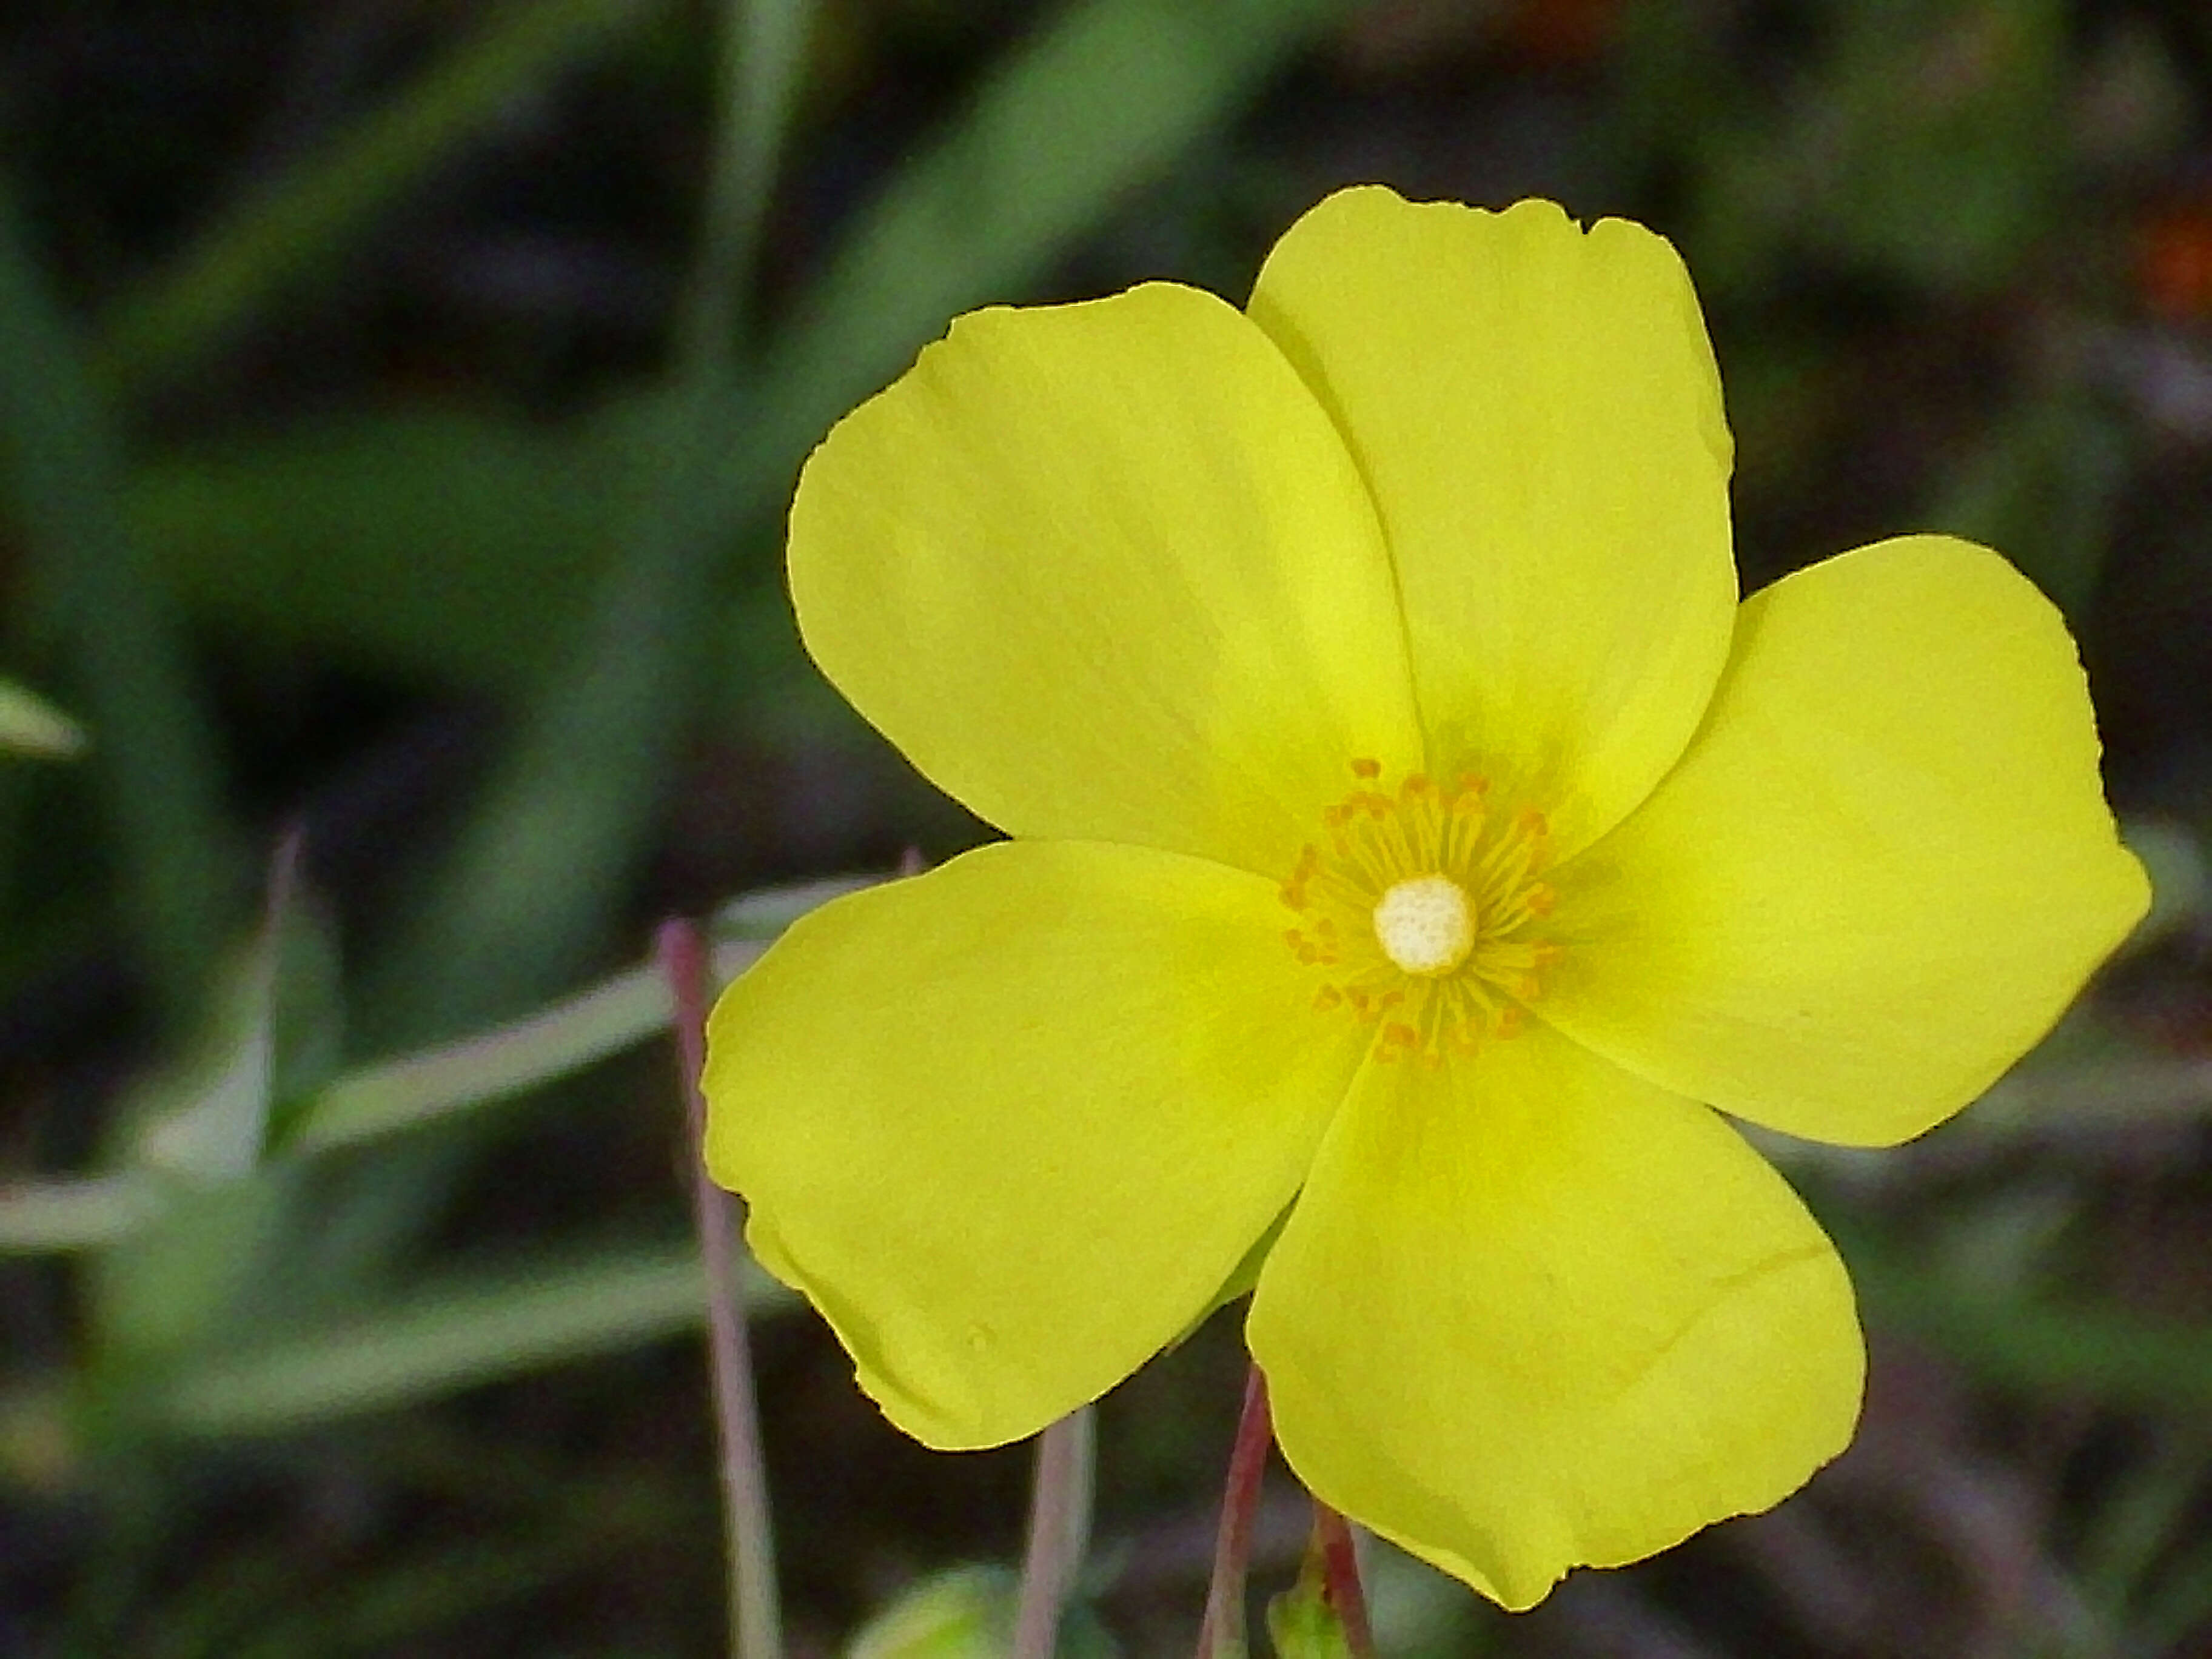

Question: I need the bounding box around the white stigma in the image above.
[1373,876,1475,977]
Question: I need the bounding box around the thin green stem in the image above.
[658,918,782,1659]
[1197,1364,1273,1658]
[1013,1405,1097,1659]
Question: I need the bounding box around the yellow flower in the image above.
[703,187,2147,1609]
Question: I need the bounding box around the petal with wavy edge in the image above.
[788,283,1423,879]
[1540,535,2150,1147]
[1247,187,1737,862]
[703,839,1367,1449]
[1248,1023,1861,1610]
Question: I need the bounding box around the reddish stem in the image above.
[1196,1364,1274,1658]
[1312,1501,1378,1659]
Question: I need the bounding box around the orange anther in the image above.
[1314,985,1344,1011]
[1350,757,1381,779]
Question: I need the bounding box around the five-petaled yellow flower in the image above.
[703,187,2148,1609]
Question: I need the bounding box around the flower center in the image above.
[1373,876,1475,975]
[1280,759,1560,1062]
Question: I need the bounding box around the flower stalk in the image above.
[1011,1404,1097,1659]
[1196,1364,1276,1658]
[1312,1501,1377,1659]
[660,917,783,1659]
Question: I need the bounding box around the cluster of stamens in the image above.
[1281,758,1560,1063]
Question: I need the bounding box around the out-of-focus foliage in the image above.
[1,0,2210,1654]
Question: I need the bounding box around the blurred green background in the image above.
[2,0,2211,1653]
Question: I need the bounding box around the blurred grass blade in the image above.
[5,877,842,1255]
[132,839,325,1181]
[87,1173,297,1362]
[0,192,237,1031]
[365,0,1351,1044]
[683,0,819,361]
[130,406,645,699]
[1836,1218,2212,1409]
[360,383,731,1045]
[0,677,87,757]
[148,1241,791,1436]
[225,1529,650,1659]
[755,0,1353,452]
[2077,1430,2210,1633]
[95,0,669,395]
[0,1175,164,1254]
[301,937,762,1152]
[286,877,857,1150]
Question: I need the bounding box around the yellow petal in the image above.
[1247,188,1737,860]
[1541,535,2150,1147]
[789,283,1423,878]
[703,839,1365,1449]
[1248,1023,1860,1611]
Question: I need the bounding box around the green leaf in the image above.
[1267,1569,1354,1659]
[130,842,343,1183]
[142,1241,790,1437]
[844,1566,1117,1659]
[0,191,238,1032]
[0,677,86,757]
[848,1567,1018,1659]
[297,937,762,1153]
[0,1175,164,1255]
[2,875,857,1261]
[302,879,866,1150]
[130,407,642,697]
[85,1175,299,1364]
